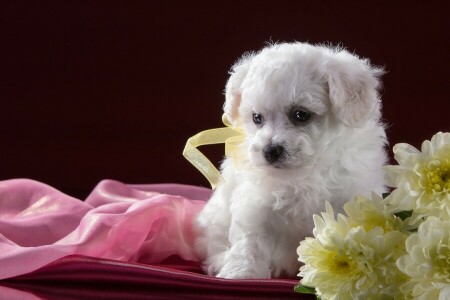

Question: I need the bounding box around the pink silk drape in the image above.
[0,179,209,280]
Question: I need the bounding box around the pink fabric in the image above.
[0,179,210,280]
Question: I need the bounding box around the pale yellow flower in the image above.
[298,202,407,300]
[385,132,450,224]
[344,193,405,233]
[397,217,450,300]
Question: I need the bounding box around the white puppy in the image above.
[195,42,387,279]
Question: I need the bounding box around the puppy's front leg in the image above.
[216,202,273,279]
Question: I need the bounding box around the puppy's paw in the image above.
[216,263,271,279]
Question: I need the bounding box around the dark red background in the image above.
[1,2,449,199]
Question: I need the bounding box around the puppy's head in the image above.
[224,42,384,170]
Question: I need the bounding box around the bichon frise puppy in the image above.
[195,42,387,279]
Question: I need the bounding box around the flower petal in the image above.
[393,143,421,167]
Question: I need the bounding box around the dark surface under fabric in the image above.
[2,255,309,299]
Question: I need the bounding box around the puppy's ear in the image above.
[326,50,384,127]
[223,53,254,125]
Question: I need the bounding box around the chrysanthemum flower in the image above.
[344,193,405,233]
[397,216,450,299]
[298,203,407,300]
[385,132,450,224]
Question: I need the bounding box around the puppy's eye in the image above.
[252,113,264,125]
[293,110,311,123]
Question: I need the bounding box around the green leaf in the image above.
[294,284,316,294]
[394,210,413,221]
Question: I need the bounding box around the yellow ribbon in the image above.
[183,115,245,189]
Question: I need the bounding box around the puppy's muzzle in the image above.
[263,144,285,164]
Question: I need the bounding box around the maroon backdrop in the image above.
[1,2,449,199]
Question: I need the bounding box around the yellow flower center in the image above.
[361,213,394,233]
[327,253,360,279]
[420,158,450,195]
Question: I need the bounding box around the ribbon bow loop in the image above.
[183,115,245,189]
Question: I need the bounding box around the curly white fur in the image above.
[195,42,387,279]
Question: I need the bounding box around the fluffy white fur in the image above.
[195,42,387,279]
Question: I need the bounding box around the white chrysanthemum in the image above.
[298,203,407,300]
[344,193,405,233]
[385,132,450,224]
[397,217,450,300]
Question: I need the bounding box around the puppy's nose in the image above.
[263,144,285,164]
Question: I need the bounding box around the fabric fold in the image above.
[0,179,210,280]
